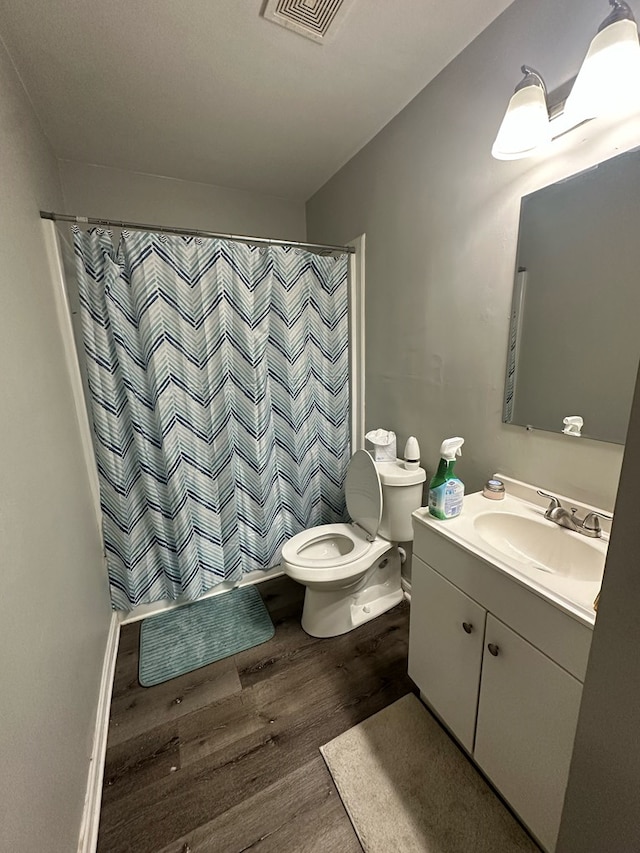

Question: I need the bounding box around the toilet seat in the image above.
[282,522,377,569]
[281,523,393,583]
[281,450,390,583]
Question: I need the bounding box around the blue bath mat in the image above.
[138,586,275,687]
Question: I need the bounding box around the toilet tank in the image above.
[376,459,427,542]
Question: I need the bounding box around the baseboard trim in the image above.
[401,576,412,603]
[77,612,121,853]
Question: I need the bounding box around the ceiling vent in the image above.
[263,0,352,43]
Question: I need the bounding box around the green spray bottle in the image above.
[428,437,465,520]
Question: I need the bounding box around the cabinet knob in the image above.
[487,643,500,657]
[462,622,473,634]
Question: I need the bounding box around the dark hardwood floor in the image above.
[97,576,415,853]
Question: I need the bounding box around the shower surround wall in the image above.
[0,37,111,853]
[306,0,640,511]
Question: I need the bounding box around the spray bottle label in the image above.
[428,479,464,519]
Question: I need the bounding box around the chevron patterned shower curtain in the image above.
[74,227,350,609]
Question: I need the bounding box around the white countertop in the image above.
[412,490,607,628]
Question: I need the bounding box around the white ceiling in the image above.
[0,0,513,200]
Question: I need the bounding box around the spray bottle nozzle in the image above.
[440,436,465,461]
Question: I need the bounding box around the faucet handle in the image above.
[537,489,562,510]
[582,510,613,535]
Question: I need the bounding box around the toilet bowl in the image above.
[281,449,426,637]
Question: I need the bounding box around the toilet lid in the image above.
[345,449,382,539]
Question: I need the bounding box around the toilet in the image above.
[281,449,426,637]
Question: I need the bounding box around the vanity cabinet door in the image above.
[474,615,583,852]
[408,556,487,752]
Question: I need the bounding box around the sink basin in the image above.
[474,512,605,582]
[413,478,610,625]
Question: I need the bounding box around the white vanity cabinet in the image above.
[409,515,594,853]
[474,614,583,853]
[408,561,486,752]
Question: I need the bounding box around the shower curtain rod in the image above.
[39,211,356,255]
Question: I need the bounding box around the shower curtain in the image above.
[73,227,350,609]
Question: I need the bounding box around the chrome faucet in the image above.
[537,490,612,538]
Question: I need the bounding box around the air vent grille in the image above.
[263,0,352,43]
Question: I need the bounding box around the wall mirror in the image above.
[503,147,640,445]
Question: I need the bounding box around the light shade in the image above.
[564,9,640,124]
[492,68,551,160]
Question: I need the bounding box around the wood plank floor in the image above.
[97,577,415,853]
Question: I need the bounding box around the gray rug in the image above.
[320,693,539,853]
[139,586,274,686]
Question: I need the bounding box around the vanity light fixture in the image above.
[491,67,551,160]
[492,0,640,160]
[564,0,640,123]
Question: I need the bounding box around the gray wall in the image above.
[557,363,640,850]
[60,160,307,241]
[306,0,640,510]
[0,40,111,853]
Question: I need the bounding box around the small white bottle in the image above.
[403,436,421,470]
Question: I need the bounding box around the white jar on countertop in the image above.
[483,478,505,500]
